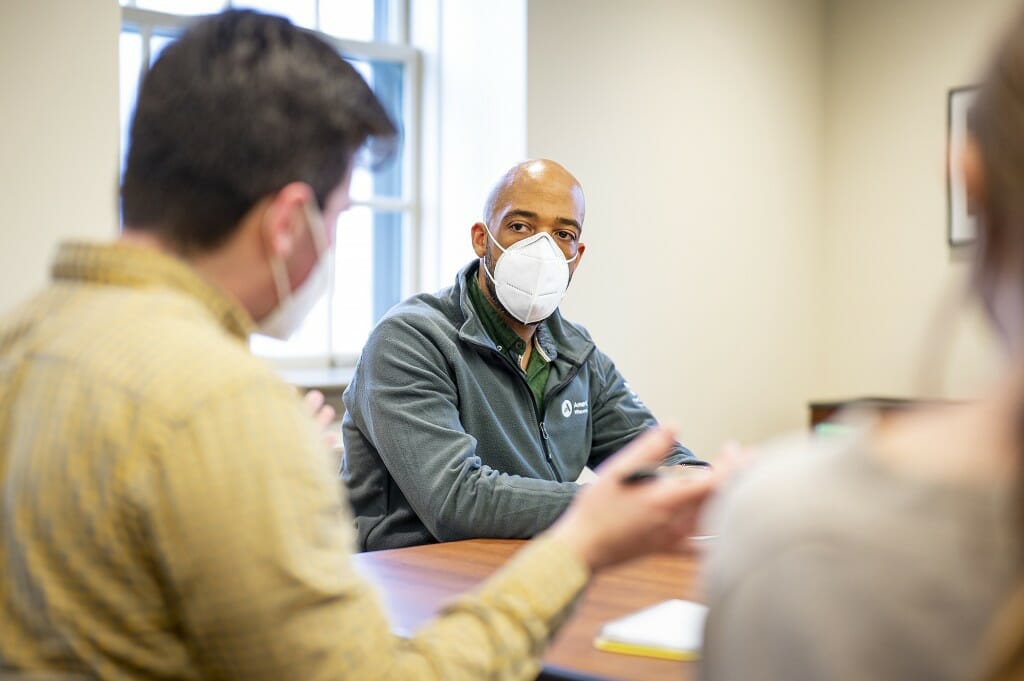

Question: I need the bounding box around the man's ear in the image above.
[471,222,489,258]
[961,134,987,217]
[262,182,316,258]
[574,242,586,264]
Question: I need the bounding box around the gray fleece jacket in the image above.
[341,261,698,551]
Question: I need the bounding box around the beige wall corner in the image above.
[527,0,825,458]
[820,0,1016,401]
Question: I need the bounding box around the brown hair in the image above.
[971,7,1024,680]
[121,10,397,253]
[969,9,1024,334]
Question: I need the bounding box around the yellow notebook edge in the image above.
[593,636,700,662]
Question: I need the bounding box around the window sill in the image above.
[278,366,354,391]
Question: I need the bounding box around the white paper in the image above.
[598,599,708,652]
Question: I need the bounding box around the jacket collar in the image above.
[453,260,594,366]
[52,241,255,340]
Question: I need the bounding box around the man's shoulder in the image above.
[370,284,464,341]
[22,284,285,418]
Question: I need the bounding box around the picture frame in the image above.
[947,85,980,247]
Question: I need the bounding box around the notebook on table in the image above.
[593,599,708,661]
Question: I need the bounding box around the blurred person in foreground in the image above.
[700,9,1024,681]
[0,10,720,680]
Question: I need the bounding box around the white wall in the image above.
[0,0,120,315]
[820,0,1015,401]
[528,0,825,457]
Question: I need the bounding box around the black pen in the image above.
[621,462,712,485]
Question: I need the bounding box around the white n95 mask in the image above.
[482,230,578,324]
[258,201,331,340]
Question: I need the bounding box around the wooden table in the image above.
[352,538,704,681]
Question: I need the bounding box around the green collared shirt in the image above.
[468,272,551,412]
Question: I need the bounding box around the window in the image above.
[119,0,419,368]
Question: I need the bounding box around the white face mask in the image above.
[258,201,331,340]
[481,228,578,324]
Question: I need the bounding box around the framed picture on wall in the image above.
[948,85,980,246]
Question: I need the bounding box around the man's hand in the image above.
[547,427,726,573]
[303,389,339,450]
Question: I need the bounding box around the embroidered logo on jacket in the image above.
[561,399,589,418]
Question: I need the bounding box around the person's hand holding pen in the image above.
[621,461,715,485]
[546,427,730,573]
[621,441,751,486]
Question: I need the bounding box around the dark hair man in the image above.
[0,10,718,679]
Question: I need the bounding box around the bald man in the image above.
[342,160,702,550]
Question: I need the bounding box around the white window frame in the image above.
[119,3,421,374]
